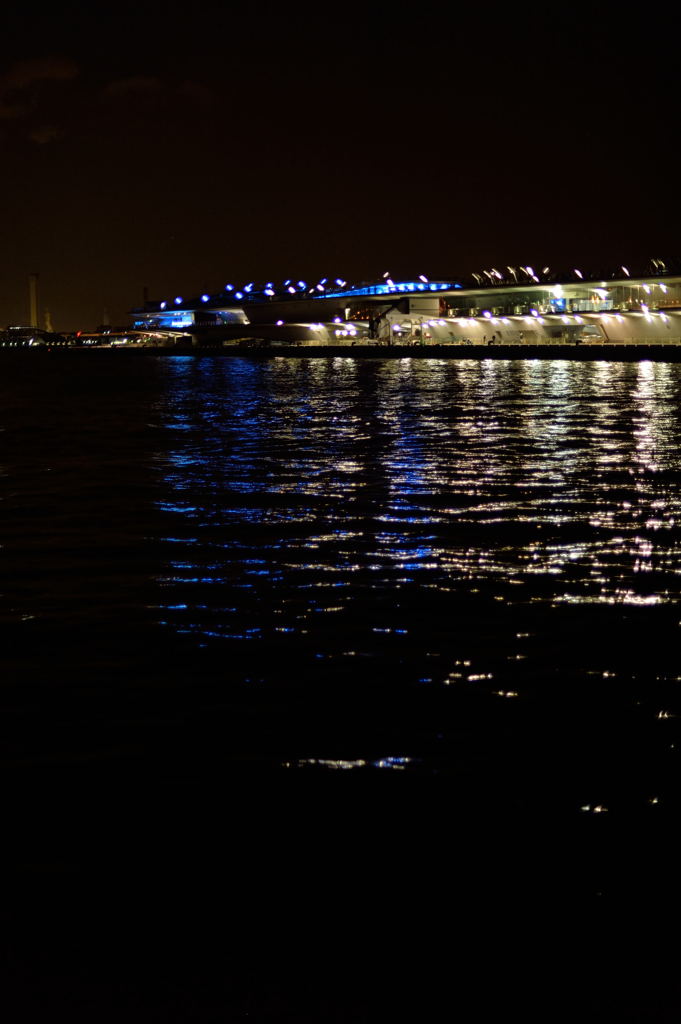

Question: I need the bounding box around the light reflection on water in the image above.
[152,356,681,797]
[158,357,681,620]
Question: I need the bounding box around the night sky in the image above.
[1,2,679,330]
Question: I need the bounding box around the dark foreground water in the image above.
[3,354,681,1019]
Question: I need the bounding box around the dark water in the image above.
[3,353,681,1018]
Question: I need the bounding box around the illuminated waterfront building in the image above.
[130,259,681,347]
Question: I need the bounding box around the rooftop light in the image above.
[419,274,428,283]
[201,294,210,302]
[174,297,182,304]
[622,266,630,276]
[574,269,583,278]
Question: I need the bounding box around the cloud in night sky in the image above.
[0,57,78,142]
[0,56,78,114]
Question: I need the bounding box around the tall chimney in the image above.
[29,273,39,328]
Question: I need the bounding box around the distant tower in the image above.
[44,307,53,333]
[29,273,39,328]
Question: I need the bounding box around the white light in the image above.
[264,289,275,296]
[531,309,538,317]
[383,271,390,278]
[660,283,668,293]
[419,274,428,283]
[174,297,182,304]
[288,286,296,294]
[276,320,284,326]
[483,311,491,319]
[621,266,630,276]
[574,269,583,279]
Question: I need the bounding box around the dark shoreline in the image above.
[5,343,681,361]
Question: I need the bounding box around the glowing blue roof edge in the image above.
[321,282,459,298]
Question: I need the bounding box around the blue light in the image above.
[244,283,253,292]
[297,281,306,289]
[225,284,234,291]
[175,296,183,304]
[235,291,244,299]
[284,280,291,286]
[201,294,210,302]
[335,278,345,286]
[160,301,167,309]
[417,284,425,290]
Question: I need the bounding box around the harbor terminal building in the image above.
[130,259,681,348]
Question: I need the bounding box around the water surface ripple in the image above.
[3,355,681,816]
